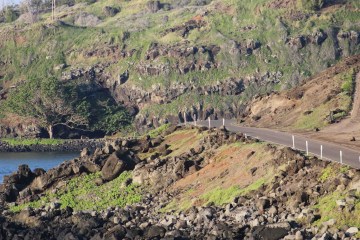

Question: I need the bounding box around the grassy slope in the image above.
[0,0,359,124]
[11,171,141,212]
[242,56,360,131]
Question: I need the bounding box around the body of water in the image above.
[0,152,79,183]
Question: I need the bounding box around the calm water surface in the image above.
[0,152,79,183]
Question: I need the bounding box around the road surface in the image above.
[190,119,360,169]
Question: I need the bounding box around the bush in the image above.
[341,69,355,95]
[4,6,19,23]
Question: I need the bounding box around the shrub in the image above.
[4,6,19,23]
[341,69,355,95]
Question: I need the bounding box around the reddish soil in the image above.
[171,143,274,206]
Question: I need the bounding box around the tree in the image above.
[4,76,89,138]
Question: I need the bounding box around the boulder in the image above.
[345,227,358,237]
[252,222,291,240]
[103,6,120,17]
[80,148,91,158]
[256,198,270,212]
[146,225,166,238]
[104,225,126,239]
[74,12,102,27]
[101,153,126,181]
[30,164,74,191]
[147,0,161,13]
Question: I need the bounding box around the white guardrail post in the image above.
[208,117,211,129]
[306,141,309,156]
[340,150,343,164]
[292,135,295,149]
[320,145,323,160]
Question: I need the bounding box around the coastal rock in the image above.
[101,153,126,181]
[252,222,291,240]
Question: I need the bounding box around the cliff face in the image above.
[0,0,359,136]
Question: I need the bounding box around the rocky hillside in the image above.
[240,54,360,131]
[0,125,360,239]
[0,0,359,137]
[237,54,360,151]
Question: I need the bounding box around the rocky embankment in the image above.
[0,139,109,152]
[0,126,359,239]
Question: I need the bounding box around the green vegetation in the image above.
[10,171,142,212]
[200,177,267,206]
[313,191,360,230]
[3,74,131,138]
[1,138,64,146]
[341,68,355,95]
[297,0,324,11]
[319,165,336,182]
[0,0,359,137]
[3,6,19,23]
[294,93,351,130]
[147,123,171,138]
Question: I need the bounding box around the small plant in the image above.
[4,6,19,23]
[11,171,142,212]
[201,178,267,206]
[319,165,335,182]
[147,123,171,138]
[341,69,355,96]
[313,191,360,228]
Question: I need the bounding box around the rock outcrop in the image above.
[0,126,360,239]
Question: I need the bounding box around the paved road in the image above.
[191,119,360,169]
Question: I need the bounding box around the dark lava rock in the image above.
[103,6,120,17]
[101,153,126,181]
[252,222,291,240]
[145,225,166,239]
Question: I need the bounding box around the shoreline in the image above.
[0,139,107,152]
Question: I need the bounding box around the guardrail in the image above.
[183,117,360,169]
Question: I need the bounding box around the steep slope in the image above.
[0,0,359,137]
[239,54,360,150]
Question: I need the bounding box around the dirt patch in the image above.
[267,0,297,9]
[15,35,27,45]
[171,143,274,207]
[166,129,205,157]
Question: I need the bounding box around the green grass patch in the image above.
[146,123,171,138]
[1,138,64,146]
[160,198,193,213]
[313,191,360,228]
[341,68,356,95]
[10,171,142,212]
[294,93,351,130]
[319,165,336,182]
[200,177,267,206]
